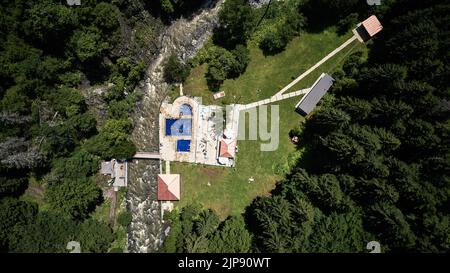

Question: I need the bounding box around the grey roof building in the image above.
[295,73,334,116]
[100,159,127,190]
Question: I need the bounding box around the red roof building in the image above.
[157,174,180,201]
[362,15,383,37]
[219,139,236,158]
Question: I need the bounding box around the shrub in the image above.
[163,54,190,83]
[337,13,359,35]
[117,211,132,227]
[230,44,250,77]
[205,47,239,91]
[259,30,288,55]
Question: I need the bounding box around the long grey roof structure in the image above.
[295,73,334,116]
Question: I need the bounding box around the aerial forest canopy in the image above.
[0,0,449,253]
[163,0,450,253]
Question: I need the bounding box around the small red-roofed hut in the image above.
[157,174,180,201]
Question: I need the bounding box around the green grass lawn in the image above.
[173,28,366,219]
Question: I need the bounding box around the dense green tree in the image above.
[77,219,114,253]
[160,0,175,14]
[0,198,38,251]
[250,0,305,55]
[259,30,288,55]
[86,119,136,159]
[308,211,369,253]
[347,125,382,153]
[305,107,351,136]
[161,210,182,253]
[45,178,102,220]
[354,155,390,179]
[319,132,365,164]
[417,214,450,252]
[206,47,239,90]
[52,149,99,180]
[359,64,408,96]
[93,2,120,31]
[156,0,204,16]
[209,216,252,253]
[0,176,28,197]
[38,101,97,158]
[1,85,31,114]
[366,202,416,251]
[230,45,250,77]
[287,170,349,213]
[176,204,201,252]
[372,127,401,153]
[337,13,359,35]
[204,45,251,90]
[22,1,78,46]
[249,196,316,252]
[163,54,190,83]
[117,211,133,227]
[352,178,399,206]
[184,233,209,253]
[301,0,362,30]
[195,210,220,238]
[336,97,372,121]
[369,97,414,127]
[70,27,108,62]
[214,0,255,49]
[390,160,437,214]
[180,208,222,253]
[8,211,77,253]
[402,119,441,155]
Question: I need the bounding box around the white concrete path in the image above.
[133,152,162,159]
[165,161,170,174]
[240,88,310,110]
[272,35,358,98]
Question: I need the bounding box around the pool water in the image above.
[176,139,191,152]
[165,118,192,136]
[179,104,192,116]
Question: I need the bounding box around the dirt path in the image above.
[24,184,44,200]
[109,190,117,228]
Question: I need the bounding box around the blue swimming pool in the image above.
[180,104,192,116]
[176,139,191,152]
[165,118,192,136]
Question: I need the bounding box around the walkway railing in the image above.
[133,152,162,159]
